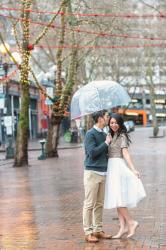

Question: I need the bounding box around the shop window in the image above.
[146,99,150,104]
[14,96,19,109]
[30,99,37,110]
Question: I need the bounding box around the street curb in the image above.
[0,144,83,153]
[0,145,83,165]
[29,144,83,151]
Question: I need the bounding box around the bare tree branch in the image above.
[33,1,65,46]
[140,0,161,14]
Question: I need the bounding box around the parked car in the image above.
[124,120,135,132]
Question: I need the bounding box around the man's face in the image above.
[99,112,109,128]
[103,112,110,126]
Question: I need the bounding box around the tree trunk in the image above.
[85,115,94,131]
[149,83,159,137]
[46,0,67,157]
[14,84,30,166]
[46,116,61,157]
[46,1,80,158]
[147,64,159,137]
[14,0,32,167]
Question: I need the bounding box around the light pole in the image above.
[0,43,14,159]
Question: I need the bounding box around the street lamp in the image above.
[0,42,14,159]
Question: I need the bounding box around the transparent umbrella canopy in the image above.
[71,80,131,119]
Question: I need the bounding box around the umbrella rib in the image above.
[95,86,103,111]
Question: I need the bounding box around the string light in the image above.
[0,6,166,19]
[16,0,32,95]
[35,43,166,50]
[0,13,166,43]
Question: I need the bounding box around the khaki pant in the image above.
[83,170,106,235]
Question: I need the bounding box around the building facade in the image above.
[0,79,47,144]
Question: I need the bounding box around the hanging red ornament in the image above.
[27,44,34,50]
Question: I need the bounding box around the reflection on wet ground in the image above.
[0,128,166,249]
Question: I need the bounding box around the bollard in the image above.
[38,139,46,160]
[6,138,14,159]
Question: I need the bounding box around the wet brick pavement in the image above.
[0,127,166,249]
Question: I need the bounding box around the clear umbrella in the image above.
[71,80,131,119]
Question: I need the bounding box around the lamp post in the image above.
[0,43,14,159]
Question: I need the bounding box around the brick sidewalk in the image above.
[0,127,166,249]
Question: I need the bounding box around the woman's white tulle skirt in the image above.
[104,158,146,209]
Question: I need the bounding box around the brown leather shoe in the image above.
[85,234,99,243]
[93,231,112,239]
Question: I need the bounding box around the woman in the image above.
[104,113,146,239]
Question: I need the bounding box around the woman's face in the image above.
[109,117,119,132]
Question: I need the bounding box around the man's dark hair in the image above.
[92,110,107,123]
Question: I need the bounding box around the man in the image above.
[83,110,112,243]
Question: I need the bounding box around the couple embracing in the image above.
[83,110,146,243]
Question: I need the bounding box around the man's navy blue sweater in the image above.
[84,127,108,172]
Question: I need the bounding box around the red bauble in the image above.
[27,44,34,50]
